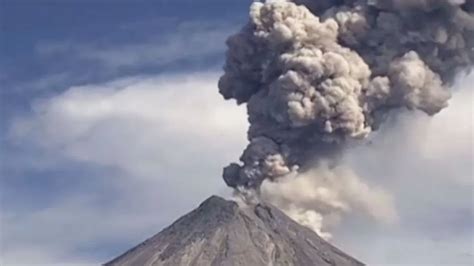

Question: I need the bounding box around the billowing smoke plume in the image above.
[261,161,398,238]
[219,0,473,236]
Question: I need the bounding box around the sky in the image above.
[0,0,472,265]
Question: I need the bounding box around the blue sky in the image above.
[1,1,251,264]
[1,1,473,265]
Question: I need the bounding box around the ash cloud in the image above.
[261,162,398,239]
[219,0,472,234]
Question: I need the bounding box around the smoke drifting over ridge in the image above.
[219,0,473,236]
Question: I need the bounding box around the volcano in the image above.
[104,196,364,266]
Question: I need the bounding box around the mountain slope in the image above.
[105,196,364,266]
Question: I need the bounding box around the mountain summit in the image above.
[105,195,364,266]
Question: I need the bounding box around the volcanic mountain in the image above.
[104,195,364,266]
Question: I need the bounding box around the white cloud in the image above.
[10,72,247,178]
[335,74,474,265]
[2,72,248,265]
